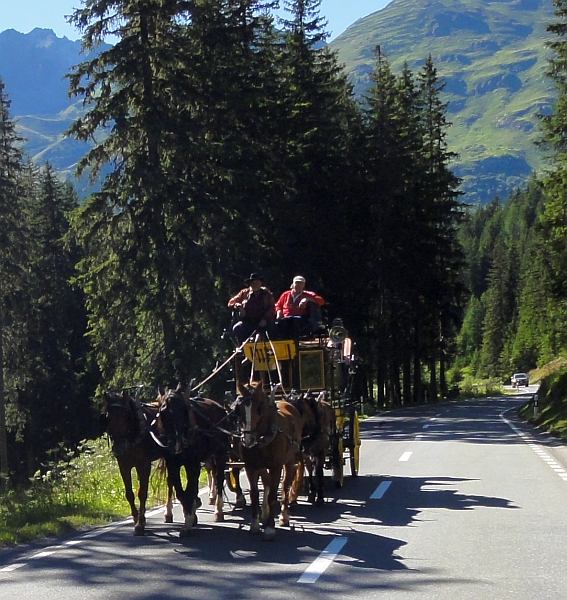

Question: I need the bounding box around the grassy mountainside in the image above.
[0,28,108,192]
[330,0,556,205]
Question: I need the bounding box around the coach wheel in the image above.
[333,437,344,489]
[349,410,360,477]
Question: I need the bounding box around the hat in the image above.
[292,275,306,284]
[245,273,264,284]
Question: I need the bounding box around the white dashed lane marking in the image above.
[370,481,392,499]
[399,452,412,462]
[298,537,348,584]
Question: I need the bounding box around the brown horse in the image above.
[288,391,335,506]
[100,391,174,536]
[155,385,230,536]
[232,382,302,541]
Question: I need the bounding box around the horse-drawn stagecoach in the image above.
[100,315,364,539]
[233,318,362,489]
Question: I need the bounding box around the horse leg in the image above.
[134,461,151,536]
[260,469,271,524]
[246,467,261,534]
[213,456,226,523]
[118,462,139,533]
[164,475,174,524]
[166,459,192,535]
[233,467,246,508]
[263,466,282,541]
[289,457,304,505]
[205,459,215,505]
[315,453,326,507]
[279,461,296,528]
[305,456,316,504]
[179,458,201,537]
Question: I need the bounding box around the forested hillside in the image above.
[330,0,556,205]
[455,181,565,382]
[453,0,567,388]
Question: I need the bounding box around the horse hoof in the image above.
[164,515,173,524]
[134,526,145,536]
[308,494,316,504]
[234,497,246,509]
[208,497,215,505]
[279,516,290,527]
[250,523,261,535]
[214,513,225,523]
[179,528,192,538]
[262,527,276,541]
[196,497,202,509]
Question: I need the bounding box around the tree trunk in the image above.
[403,355,412,405]
[412,323,421,403]
[377,353,386,408]
[429,352,438,402]
[439,345,446,399]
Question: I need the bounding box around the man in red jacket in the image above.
[275,275,325,338]
[228,273,276,344]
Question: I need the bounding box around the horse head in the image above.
[100,390,142,455]
[157,388,191,454]
[234,382,277,448]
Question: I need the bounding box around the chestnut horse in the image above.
[100,391,174,535]
[289,391,335,506]
[155,386,230,537]
[232,382,302,541]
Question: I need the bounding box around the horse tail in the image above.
[151,457,169,502]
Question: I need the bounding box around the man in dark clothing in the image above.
[227,273,276,344]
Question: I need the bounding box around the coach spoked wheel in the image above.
[349,409,360,477]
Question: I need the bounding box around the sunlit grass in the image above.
[518,358,567,440]
[0,437,207,547]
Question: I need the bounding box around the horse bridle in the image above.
[103,392,146,455]
[233,386,279,449]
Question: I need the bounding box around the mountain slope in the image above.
[0,28,108,189]
[330,0,556,204]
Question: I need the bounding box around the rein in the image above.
[189,335,256,394]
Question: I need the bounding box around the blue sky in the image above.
[0,1,391,42]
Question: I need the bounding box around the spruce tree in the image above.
[0,79,27,488]
[540,0,567,298]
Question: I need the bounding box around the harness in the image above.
[104,393,153,457]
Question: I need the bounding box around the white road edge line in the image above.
[370,481,392,499]
[298,537,348,584]
[500,404,567,484]
[399,452,412,462]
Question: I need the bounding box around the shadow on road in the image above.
[0,469,519,598]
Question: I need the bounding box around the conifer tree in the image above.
[16,165,94,473]
[67,0,285,386]
[271,0,359,298]
[540,0,567,298]
[0,79,27,488]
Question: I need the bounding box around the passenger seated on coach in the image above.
[227,272,276,344]
[275,275,325,339]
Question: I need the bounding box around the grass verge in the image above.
[0,437,205,548]
[519,361,567,441]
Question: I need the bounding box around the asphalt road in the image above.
[2,390,567,599]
